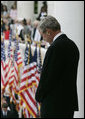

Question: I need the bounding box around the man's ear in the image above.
[46,28,52,35]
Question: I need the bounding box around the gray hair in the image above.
[38,15,61,33]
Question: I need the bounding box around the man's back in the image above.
[35,34,80,117]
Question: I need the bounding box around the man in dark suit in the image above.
[35,16,80,118]
[1,103,12,118]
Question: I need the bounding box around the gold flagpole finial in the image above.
[25,35,27,45]
[33,41,41,46]
[38,41,41,48]
[16,28,18,40]
[27,34,31,43]
[1,35,3,41]
[1,19,2,26]
[1,34,4,42]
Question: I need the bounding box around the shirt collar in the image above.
[53,32,64,42]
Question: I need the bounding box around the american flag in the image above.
[23,107,33,118]
[20,100,33,118]
[13,48,19,93]
[19,43,38,118]
[13,38,23,93]
[33,44,42,117]
[28,44,38,87]
[37,45,42,73]
[6,30,13,87]
[14,39,23,68]
[8,30,12,58]
[7,31,18,103]
[1,39,6,90]
[8,32,15,90]
[8,57,19,95]
[1,36,11,91]
[19,43,30,91]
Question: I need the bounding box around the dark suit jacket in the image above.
[35,34,80,117]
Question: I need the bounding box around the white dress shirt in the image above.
[53,32,64,42]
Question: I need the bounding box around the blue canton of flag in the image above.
[24,44,29,65]
[38,47,42,73]
[13,37,23,68]
[32,44,40,118]
[29,43,33,64]
[1,40,6,62]
[1,39,7,90]
[8,30,12,58]
[14,39,18,62]
[32,44,37,63]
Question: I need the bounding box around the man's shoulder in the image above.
[50,34,79,56]
[52,34,78,49]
